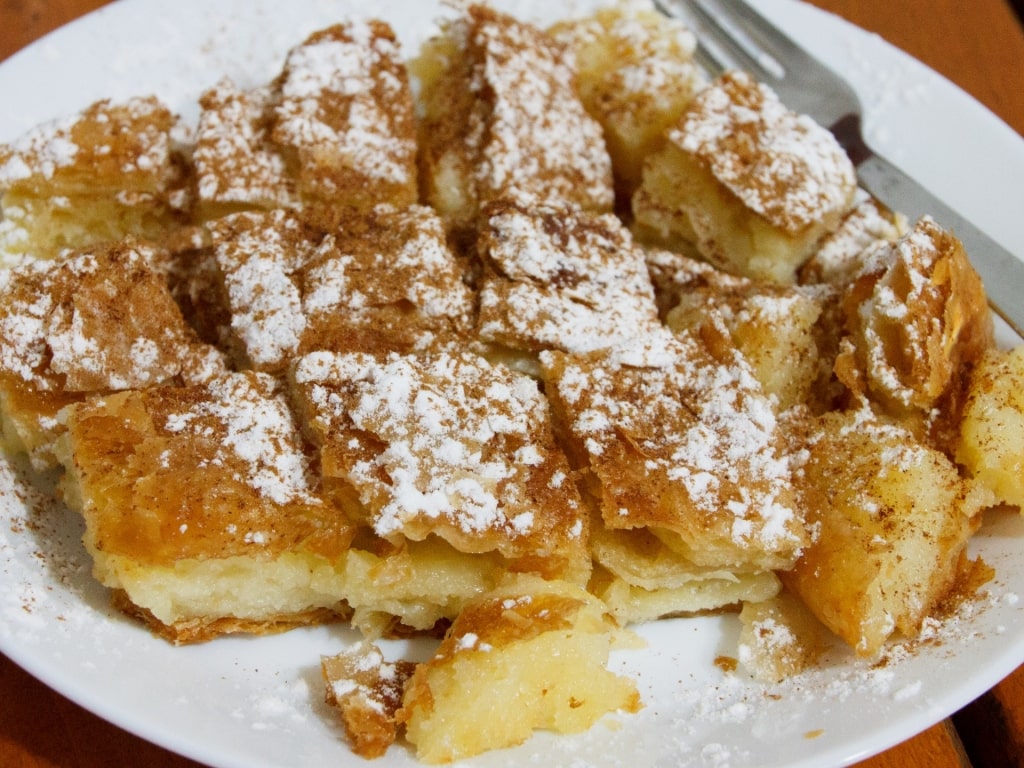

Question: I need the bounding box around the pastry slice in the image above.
[632,70,857,284]
[58,370,354,643]
[835,216,993,443]
[782,403,989,657]
[193,80,296,220]
[208,205,473,373]
[397,574,641,763]
[411,4,613,231]
[272,20,418,220]
[475,199,661,373]
[549,1,705,202]
[290,349,591,584]
[0,96,191,266]
[541,326,807,572]
[0,238,224,469]
[321,641,416,759]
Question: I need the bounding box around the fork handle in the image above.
[857,152,1024,339]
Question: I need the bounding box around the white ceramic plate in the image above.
[2,2,1023,767]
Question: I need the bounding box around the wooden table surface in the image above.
[1,1,1023,767]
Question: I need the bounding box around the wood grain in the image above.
[1,2,1023,767]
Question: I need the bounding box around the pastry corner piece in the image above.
[632,69,857,284]
[271,19,419,218]
[0,238,224,470]
[397,574,642,764]
[0,95,191,266]
[58,370,354,644]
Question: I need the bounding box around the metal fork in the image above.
[654,0,1024,338]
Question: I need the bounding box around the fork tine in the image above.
[723,1,819,72]
[691,36,727,76]
[671,0,782,84]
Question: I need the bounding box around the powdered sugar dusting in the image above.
[194,80,295,208]
[274,20,416,192]
[0,114,80,183]
[473,11,611,209]
[478,201,661,353]
[162,372,319,505]
[211,210,312,368]
[542,326,803,565]
[670,70,855,232]
[294,350,572,541]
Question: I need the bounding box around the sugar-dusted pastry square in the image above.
[411,4,613,231]
[397,574,641,763]
[475,200,661,372]
[0,96,191,266]
[208,206,474,373]
[272,20,418,218]
[632,70,857,284]
[192,80,296,220]
[0,238,224,470]
[58,370,354,644]
[194,20,418,223]
[290,349,590,583]
[549,0,705,202]
[540,326,807,571]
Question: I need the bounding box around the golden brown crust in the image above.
[0,96,192,264]
[321,642,416,759]
[780,404,986,657]
[656,248,826,411]
[0,238,224,468]
[0,96,184,198]
[63,371,353,566]
[194,80,296,217]
[114,590,349,645]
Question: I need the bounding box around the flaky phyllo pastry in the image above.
[1,1,1022,763]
